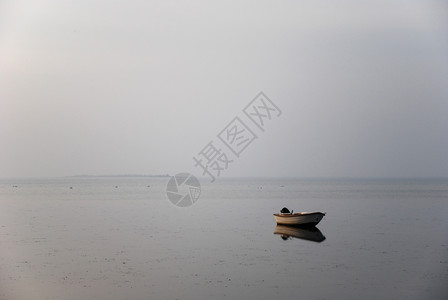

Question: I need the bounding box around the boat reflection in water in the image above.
[274,225,326,243]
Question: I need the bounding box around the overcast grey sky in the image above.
[1,0,447,178]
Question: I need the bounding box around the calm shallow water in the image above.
[0,177,447,299]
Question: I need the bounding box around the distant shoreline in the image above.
[67,174,170,178]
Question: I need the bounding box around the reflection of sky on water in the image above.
[0,178,447,299]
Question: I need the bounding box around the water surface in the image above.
[0,177,447,299]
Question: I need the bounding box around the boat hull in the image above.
[273,212,325,226]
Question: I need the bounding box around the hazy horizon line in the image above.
[1,175,447,180]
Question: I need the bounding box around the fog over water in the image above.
[1,0,447,178]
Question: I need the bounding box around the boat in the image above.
[274,225,326,242]
[273,211,325,226]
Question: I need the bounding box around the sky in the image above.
[1,0,448,178]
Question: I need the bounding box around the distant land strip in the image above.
[68,174,170,178]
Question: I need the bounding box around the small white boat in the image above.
[273,211,325,226]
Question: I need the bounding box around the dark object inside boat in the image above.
[280,207,293,214]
